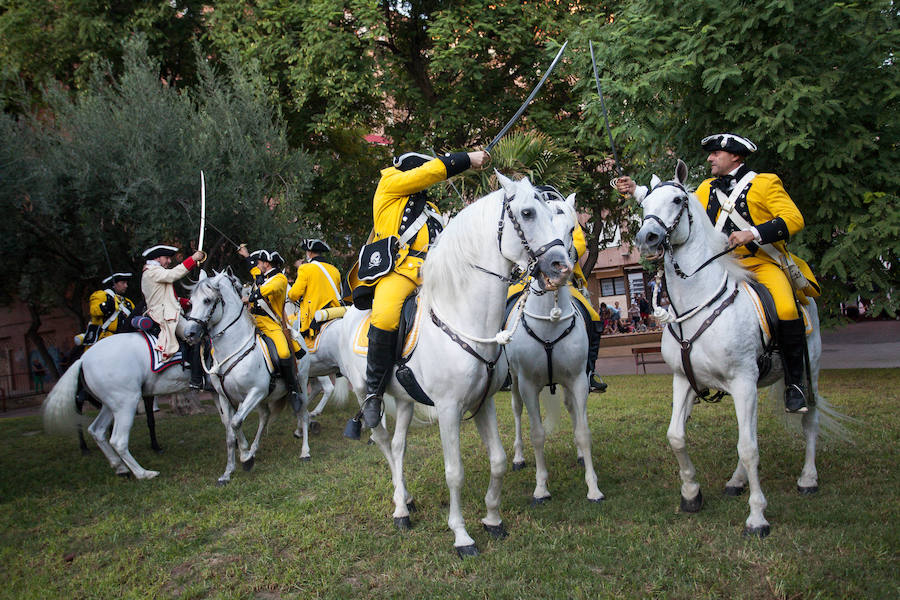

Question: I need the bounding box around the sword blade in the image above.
[199,170,207,252]
[589,40,623,176]
[486,40,569,152]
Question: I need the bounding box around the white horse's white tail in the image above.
[330,376,354,409]
[768,383,857,443]
[42,359,85,436]
[540,387,564,436]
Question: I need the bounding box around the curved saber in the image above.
[199,170,207,253]
[486,40,569,152]
[589,41,624,178]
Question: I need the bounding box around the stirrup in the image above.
[589,374,608,393]
[784,384,808,414]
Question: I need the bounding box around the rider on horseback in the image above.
[237,246,305,412]
[79,272,135,349]
[616,133,820,413]
[288,239,343,342]
[358,149,491,429]
[141,244,207,388]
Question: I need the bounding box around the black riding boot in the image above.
[189,343,205,390]
[361,326,399,429]
[586,321,607,393]
[278,358,303,414]
[779,319,808,413]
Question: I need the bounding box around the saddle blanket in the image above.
[141,332,184,373]
[352,307,422,359]
[742,281,812,346]
[304,320,336,354]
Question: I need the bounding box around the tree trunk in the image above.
[26,302,61,380]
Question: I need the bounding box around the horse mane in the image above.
[685,190,749,283]
[420,188,505,311]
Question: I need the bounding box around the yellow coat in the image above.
[372,158,448,285]
[288,259,342,333]
[250,269,297,358]
[89,289,135,339]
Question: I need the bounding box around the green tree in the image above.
[0,37,313,370]
[579,0,900,320]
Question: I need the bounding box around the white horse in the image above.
[336,172,572,556]
[505,193,604,504]
[43,331,193,479]
[635,161,832,537]
[182,271,311,485]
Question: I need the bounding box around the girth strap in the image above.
[520,313,578,394]
[668,286,740,399]
[430,310,502,420]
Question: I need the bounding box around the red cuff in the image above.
[182,257,196,270]
[178,297,191,309]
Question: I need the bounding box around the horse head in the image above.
[496,171,573,290]
[635,159,692,260]
[183,271,233,344]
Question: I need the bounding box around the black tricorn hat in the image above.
[303,239,331,253]
[392,152,432,172]
[102,272,132,285]
[700,133,757,156]
[142,245,179,260]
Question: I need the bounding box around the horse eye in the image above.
[521,208,535,219]
[673,194,687,205]
[204,298,212,305]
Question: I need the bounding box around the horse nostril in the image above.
[646,232,659,245]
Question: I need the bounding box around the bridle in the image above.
[183,278,244,341]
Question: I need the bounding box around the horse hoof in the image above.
[512,461,526,471]
[588,496,605,504]
[680,490,703,513]
[530,496,550,507]
[456,544,479,558]
[724,485,745,496]
[577,457,585,467]
[293,431,301,439]
[743,524,771,538]
[483,523,508,539]
[116,471,132,479]
[300,456,311,462]
[309,421,321,435]
[216,479,229,487]
[407,501,417,513]
[394,516,412,530]
[798,485,819,495]
[241,457,255,472]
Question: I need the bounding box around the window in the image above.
[599,276,626,297]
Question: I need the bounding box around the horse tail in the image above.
[540,387,564,436]
[330,376,354,409]
[42,359,85,436]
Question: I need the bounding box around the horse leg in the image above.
[510,376,527,471]
[214,393,238,485]
[297,403,311,461]
[108,404,158,479]
[88,406,128,476]
[568,378,604,502]
[797,374,821,493]
[474,397,507,538]
[732,381,769,536]
[144,396,162,453]
[242,403,270,465]
[668,376,703,512]
[520,379,550,503]
[437,408,478,555]
[725,460,748,496]
[309,376,334,418]
[390,400,415,529]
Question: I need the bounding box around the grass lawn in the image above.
[0,369,896,599]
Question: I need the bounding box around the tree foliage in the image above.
[0,36,313,324]
[580,0,899,320]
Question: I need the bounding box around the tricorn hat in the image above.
[102,272,132,285]
[142,245,179,260]
[303,239,331,253]
[250,249,284,268]
[700,133,757,156]
[392,152,432,172]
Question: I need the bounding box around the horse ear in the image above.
[198,269,208,281]
[496,170,514,194]
[675,159,688,185]
[565,193,576,209]
[650,174,662,189]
